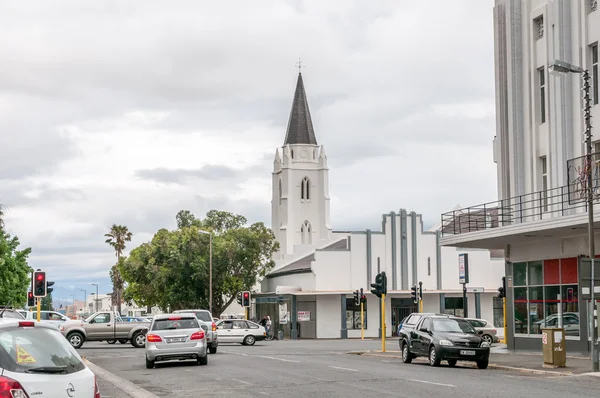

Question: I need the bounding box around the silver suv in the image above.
[173,309,218,354]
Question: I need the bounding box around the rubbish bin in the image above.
[541,328,566,368]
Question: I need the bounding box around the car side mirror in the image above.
[477,330,483,335]
[419,327,429,333]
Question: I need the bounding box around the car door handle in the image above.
[107,324,112,327]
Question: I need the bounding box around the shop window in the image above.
[561,257,578,284]
[345,298,367,329]
[544,259,560,284]
[493,297,504,328]
[443,297,464,317]
[514,287,528,334]
[528,286,544,334]
[513,262,527,286]
[528,261,543,285]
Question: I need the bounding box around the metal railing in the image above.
[440,182,594,237]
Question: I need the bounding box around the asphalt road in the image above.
[80,339,600,398]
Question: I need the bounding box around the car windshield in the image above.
[432,318,476,334]
[0,326,85,374]
[152,318,199,331]
[0,311,25,320]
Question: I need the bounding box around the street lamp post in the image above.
[199,229,213,315]
[91,284,99,312]
[550,59,597,371]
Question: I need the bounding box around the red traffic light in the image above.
[28,292,33,298]
[36,274,43,281]
[243,292,249,298]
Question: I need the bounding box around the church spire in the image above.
[283,73,318,146]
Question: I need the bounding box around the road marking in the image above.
[407,379,456,387]
[329,366,358,372]
[258,355,300,363]
[234,379,252,385]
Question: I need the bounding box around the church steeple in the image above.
[283,73,318,146]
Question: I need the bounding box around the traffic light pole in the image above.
[360,301,364,340]
[419,297,423,313]
[36,298,41,322]
[503,297,507,344]
[381,293,386,352]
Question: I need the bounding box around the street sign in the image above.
[459,253,469,284]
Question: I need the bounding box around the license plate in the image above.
[167,338,186,343]
[460,350,476,356]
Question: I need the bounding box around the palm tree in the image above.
[104,224,133,314]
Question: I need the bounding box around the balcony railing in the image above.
[440,183,592,237]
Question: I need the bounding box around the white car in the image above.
[215,319,267,345]
[0,318,101,397]
[18,310,71,327]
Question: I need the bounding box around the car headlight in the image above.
[481,341,490,347]
[439,339,453,346]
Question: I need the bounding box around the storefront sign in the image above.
[278,302,288,324]
[459,253,469,284]
[298,311,310,321]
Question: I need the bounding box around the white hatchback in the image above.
[0,317,100,397]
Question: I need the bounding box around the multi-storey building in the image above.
[440,0,600,353]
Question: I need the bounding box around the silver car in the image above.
[145,313,208,369]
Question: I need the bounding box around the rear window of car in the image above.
[0,326,85,374]
[152,318,200,331]
[192,312,213,322]
[0,311,25,320]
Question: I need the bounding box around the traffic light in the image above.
[242,291,251,307]
[418,281,423,301]
[46,281,55,295]
[498,276,506,298]
[370,272,387,298]
[353,290,360,306]
[33,270,46,298]
[237,292,243,306]
[410,284,418,304]
[360,288,366,304]
[27,292,34,307]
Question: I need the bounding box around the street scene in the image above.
[3,0,600,396]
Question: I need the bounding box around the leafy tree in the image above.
[0,228,32,308]
[0,202,5,229]
[104,224,133,314]
[120,210,279,316]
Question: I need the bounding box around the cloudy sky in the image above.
[1,0,497,303]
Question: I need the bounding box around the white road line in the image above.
[407,378,456,387]
[235,379,252,385]
[257,355,300,363]
[329,366,358,372]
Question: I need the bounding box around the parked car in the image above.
[173,309,219,354]
[145,313,208,368]
[59,311,150,349]
[19,310,70,327]
[0,307,25,320]
[398,313,490,369]
[461,318,500,345]
[215,319,266,345]
[0,317,101,397]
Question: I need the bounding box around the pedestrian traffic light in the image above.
[360,288,366,304]
[498,276,506,298]
[46,281,55,295]
[370,272,387,298]
[353,290,360,306]
[27,292,34,307]
[33,270,46,298]
[242,291,251,307]
[410,284,418,304]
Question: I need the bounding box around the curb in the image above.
[347,351,574,376]
[83,357,159,398]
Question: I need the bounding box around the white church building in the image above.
[253,72,506,339]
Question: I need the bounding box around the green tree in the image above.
[41,293,54,311]
[0,202,5,229]
[0,228,32,307]
[104,224,133,314]
[120,210,279,316]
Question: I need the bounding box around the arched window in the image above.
[278,179,282,205]
[301,177,310,200]
[301,220,312,244]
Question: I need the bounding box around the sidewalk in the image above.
[349,345,594,376]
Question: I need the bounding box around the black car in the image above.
[398,313,490,369]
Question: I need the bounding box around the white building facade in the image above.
[440,0,600,354]
[255,73,506,339]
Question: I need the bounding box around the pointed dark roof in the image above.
[283,73,318,145]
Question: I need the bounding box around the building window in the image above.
[346,298,367,329]
[427,257,431,276]
[493,297,505,328]
[539,67,546,124]
[591,0,598,13]
[278,179,282,205]
[301,177,310,200]
[534,16,544,39]
[540,156,548,211]
[592,43,599,105]
[300,220,312,244]
[443,297,464,317]
[512,259,579,337]
[291,150,294,159]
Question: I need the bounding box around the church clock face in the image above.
[300,148,308,158]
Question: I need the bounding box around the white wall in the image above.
[440,247,505,291]
[316,295,340,338]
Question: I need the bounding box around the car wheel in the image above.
[401,342,413,364]
[131,332,146,348]
[209,346,217,354]
[118,339,128,344]
[197,355,208,366]
[107,340,116,344]
[67,332,85,349]
[447,359,457,367]
[145,357,154,369]
[428,346,441,367]
[482,334,493,345]
[243,335,256,346]
[477,360,489,369]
